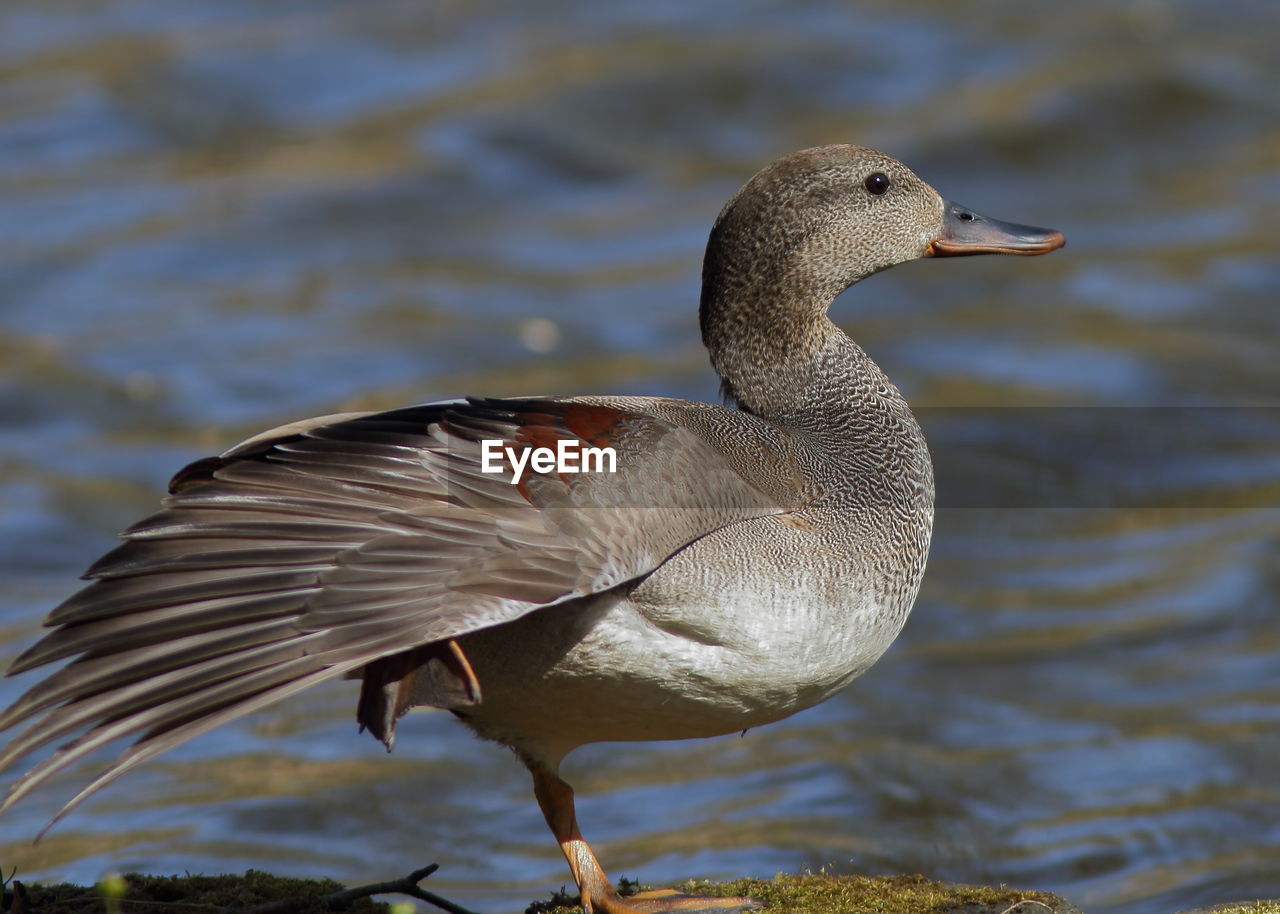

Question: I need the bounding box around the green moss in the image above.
[1184,904,1280,914]
[2,871,390,914]
[525,872,1083,914]
[698,873,1081,913]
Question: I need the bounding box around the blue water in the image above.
[1,1,1277,912]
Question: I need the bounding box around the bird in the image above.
[0,145,1064,913]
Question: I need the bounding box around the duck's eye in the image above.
[864,172,891,196]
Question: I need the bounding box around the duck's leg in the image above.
[530,764,759,913]
[531,764,618,911]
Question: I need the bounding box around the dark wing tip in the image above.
[167,456,230,494]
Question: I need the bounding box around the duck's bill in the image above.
[928,200,1066,256]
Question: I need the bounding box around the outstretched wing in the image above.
[0,397,801,826]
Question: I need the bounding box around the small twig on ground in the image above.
[997,900,1056,914]
[240,864,485,914]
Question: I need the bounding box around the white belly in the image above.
[451,518,915,768]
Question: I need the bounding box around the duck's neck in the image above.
[700,278,902,431]
[701,281,933,527]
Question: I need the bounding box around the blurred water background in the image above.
[1,1,1278,912]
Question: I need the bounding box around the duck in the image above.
[0,145,1063,913]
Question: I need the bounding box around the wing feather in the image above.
[1,397,800,822]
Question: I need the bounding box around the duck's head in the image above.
[699,145,1064,414]
[701,144,1064,319]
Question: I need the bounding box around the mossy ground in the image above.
[1,871,389,914]
[2,869,1277,914]
[1182,904,1280,914]
[527,872,1082,914]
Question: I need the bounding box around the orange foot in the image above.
[530,765,762,913]
[604,887,761,912]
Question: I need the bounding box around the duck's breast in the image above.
[453,513,919,762]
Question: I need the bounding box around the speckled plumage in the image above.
[0,145,1063,913]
